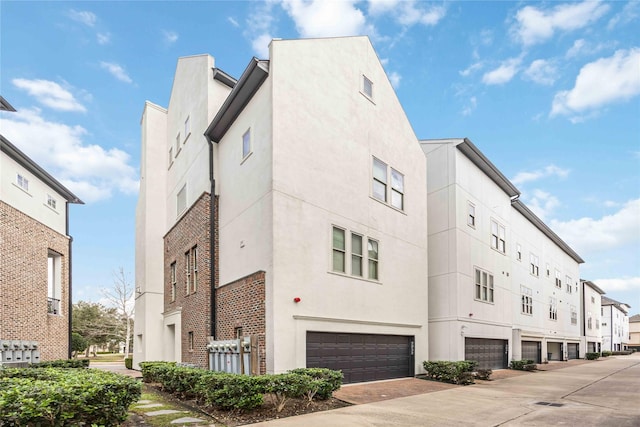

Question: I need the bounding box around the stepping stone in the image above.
[136,399,152,404]
[171,417,206,424]
[146,409,184,416]
[136,403,164,409]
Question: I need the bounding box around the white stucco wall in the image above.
[582,283,603,350]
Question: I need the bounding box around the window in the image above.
[184,116,190,140]
[185,251,191,295]
[596,319,600,329]
[521,286,533,315]
[491,220,506,253]
[549,297,557,320]
[175,132,181,156]
[372,157,404,211]
[546,264,550,277]
[17,173,29,191]
[170,262,176,302]
[362,75,373,98]
[168,147,174,167]
[368,239,379,280]
[474,267,494,303]
[47,251,62,315]
[332,227,346,273]
[191,246,198,293]
[468,203,476,227]
[516,244,522,261]
[47,194,57,210]
[234,327,243,339]
[591,296,595,303]
[177,184,186,216]
[566,276,572,293]
[188,331,194,351]
[242,128,251,159]
[331,226,380,281]
[588,315,593,329]
[571,306,577,325]
[351,234,363,277]
[555,270,562,289]
[530,253,539,276]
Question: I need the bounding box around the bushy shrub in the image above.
[510,360,536,371]
[125,357,133,369]
[139,361,176,383]
[198,372,264,411]
[585,352,600,360]
[30,359,89,369]
[288,368,343,399]
[0,367,141,426]
[611,351,632,356]
[475,369,492,380]
[422,361,477,385]
[263,373,310,412]
[601,351,612,357]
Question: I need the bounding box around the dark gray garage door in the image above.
[306,332,414,384]
[522,341,541,363]
[567,343,579,360]
[465,338,508,369]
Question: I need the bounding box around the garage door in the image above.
[568,343,579,360]
[306,332,414,384]
[522,341,541,363]
[465,338,508,369]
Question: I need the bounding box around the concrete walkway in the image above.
[249,354,640,427]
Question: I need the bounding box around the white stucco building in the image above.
[601,296,630,352]
[420,138,584,368]
[581,280,604,353]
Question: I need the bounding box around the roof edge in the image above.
[581,279,605,295]
[0,96,16,112]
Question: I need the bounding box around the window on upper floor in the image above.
[332,226,380,281]
[549,297,557,320]
[490,220,506,253]
[175,132,181,156]
[16,173,29,192]
[372,157,404,211]
[362,75,373,99]
[588,315,593,329]
[566,275,572,293]
[177,184,186,216]
[468,203,476,228]
[188,331,194,351]
[47,250,62,315]
[242,128,252,160]
[546,263,550,277]
[521,285,532,315]
[46,194,57,210]
[530,253,539,277]
[168,147,174,168]
[571,305,577,325]
[596,319,600,329]
[475,267,494,303]
[555,270,562,289]
[591,296,595,303]
[184,116,191,141]
[516,244,522,261]
[185,250,191,295]
[170,262,176,302]
[190,246,198,294]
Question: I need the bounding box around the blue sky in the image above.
[1,1,638,314]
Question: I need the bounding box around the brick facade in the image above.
[0,201,70,361]
[216,271,267,374]
[164,192,212,368]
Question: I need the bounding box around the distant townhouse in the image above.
[581,280,604,353]
[628,314,640,351]
[1,96,83,362]
[420,138,584,368]
[135,37,429,383]
[601,296,630,352]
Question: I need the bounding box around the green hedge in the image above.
[510,360,537,371]
[601,351,612,357]
[125,357,133,370]
[586,352,600,360]
[30,359,90,369]
[140,362,343,412]
[0,367,141,426]
[422,360,478,385]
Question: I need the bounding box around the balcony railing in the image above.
[47,297,60,315]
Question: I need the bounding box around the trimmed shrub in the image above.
[288,368,343,399]
[0,367,141,426]
[422,361,477,385]
[199,372,264,411]
[611,351,632,356]
[139,361,176,383]
[30,359,89,369]
[475,369,492,380]
[601,351,612,357]
[125,357,133,369]
[510,360,536,371]
[586,352,600,360]
[263,373,311,412]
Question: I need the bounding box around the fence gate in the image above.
[207,336,258,375]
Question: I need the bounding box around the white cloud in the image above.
[228,17,240,27]
[281,0,368,38]
[551,48,640,119]
[566,39,586,58]
[607,1,639,30]
[459,61,483,77]
[12,78,86,113]
[604,200,620,208]
[388,71,401,88]
[482,57,522,85]
[511,1,610,46]
[461,96,477,116]
[565,39,616,59]
[100,62,133,84]
[246,2,277,57]
[163,30,178,44]
[594,277,640,293]
[252,33,273,59]
[97,32,111,45]
[68,9,97,27]
[511,164,570,186]
[526,189,560,221]
[368,0,399,15]
[0,108,138,203]
[524,59,558,85]
[368,0,445,27]
[550,198,640,254]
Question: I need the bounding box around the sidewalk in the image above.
[249,354,640,427]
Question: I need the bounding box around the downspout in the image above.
[207,138,217,341]
[67,202,73,359]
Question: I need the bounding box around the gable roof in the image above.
[630,314,640,323]
[601,295,631,313]
[581,279,605,295]
[0,96,16,112]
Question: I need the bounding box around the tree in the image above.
[72,301,122,356]
[101,268,135,358]
[71,332,88,357]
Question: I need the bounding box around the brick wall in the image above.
[164,193,211,368]
[0,201,70,361]
[216,271,267,374]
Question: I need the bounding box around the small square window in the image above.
[242,128,251,159]
[17,174,29,191]
[47,195,57,210]
[468,203,476,227]
[363,75,373,98]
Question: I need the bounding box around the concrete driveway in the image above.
[249,354,640,426]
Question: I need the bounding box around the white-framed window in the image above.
[468,203,476,227]
[362,75,373,99]
[372,157,404,211]
[491,220,506,253]
[521,285,533,315]
[555,270,562,289]
[596,319,600,329]
[190,246,198,294]
[474,267,494,303]
[175,132,181,156]
[588,313,593,329]
[177,184,187,216]
[47,250,62,315]
[331,226,380,281]
[185,250,191,295]
[170,262,176,302]
[530,253,539,277]
[184,116,190,141]
[566,275,572,293]
[549,297,557,320]
[17,173,29,191]
[46,194,57,210]
[516,244,522,261]
[591,296,595,303]
[242,128,251,159]
[571,305,577,325]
